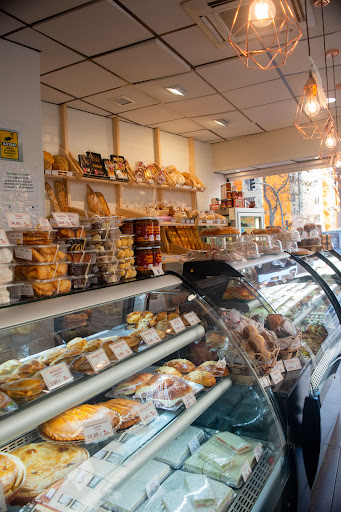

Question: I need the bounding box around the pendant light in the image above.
[228,0,302,70]
[327,49,341,170]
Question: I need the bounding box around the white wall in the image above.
[194,140,224,210]
[0,40,44,223]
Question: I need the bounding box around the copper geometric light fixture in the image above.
[228,0,302,70]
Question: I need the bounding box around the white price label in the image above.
[7,213,32,229]
[290,338,301,350]
[183,392,196,409]
[284,357,302,372]
[141,328,162,346]
[181,219,186,224]
[41,362,73,391]
[183,311,200,326]
[0,230,9,246]
[145,474,159,499]
[37,218,52,230]
[110,340,132,360]
[254,443,263,462]
[51,169,59,176]
[7,232,22,245]
[260,375,271,387]
[216,359,227,371]
[241,460,252,482]
[273,360,285,373]
[270,368,284,385]
[0,486,6,512]
[189,435,200,454]
[86,349,111,372]
[14,247,32,261]
[139,401,158,425]
[83,416,113,444]
[152,266,164,276]
[21,283,34,296]
[52,212,79,227]
[169,317,186,333]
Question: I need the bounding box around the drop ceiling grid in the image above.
[1,0,341,142]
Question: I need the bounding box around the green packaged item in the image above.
[185,474,216,507]
[198,438,235,471]
[214,431,251,454]
[162,490,194,512]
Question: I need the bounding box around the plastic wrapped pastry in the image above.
[0,248,13,264]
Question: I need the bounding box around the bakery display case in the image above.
[0,274,289,512]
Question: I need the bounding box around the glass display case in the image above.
[0,275,289,512]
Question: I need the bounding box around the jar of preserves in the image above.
[135,217,154,246]
[226,198,233,208]
[121,219,135,235]
[221,199,228,208]
[152,218,161,243]
[135,247,153,275]
[152,246,162,268]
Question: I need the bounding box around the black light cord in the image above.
[304,0,311,57]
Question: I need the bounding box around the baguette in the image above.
[54,181,69,212]
[86,184,102,214]
[45,183,61,212]
[96,192,111,216]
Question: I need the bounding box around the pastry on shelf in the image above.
[134,374,193,408]
[13,360,45,378]
[49,348,83,366]
[98,398,143,430]
[155,366,182,378]
[184,370,216,387]
[196,361,229,377]
[36,347,67,365]
[0,452,26,503]
[114,372,154,396]
[0,360,21,376]
[164,359,196,373]
[0,377,46,399]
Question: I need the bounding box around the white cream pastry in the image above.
[0,265,13,283]
[0,248,13,264]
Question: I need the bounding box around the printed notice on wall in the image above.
[0,170,39,226]
[0,129,22,161]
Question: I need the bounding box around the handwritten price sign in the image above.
[152,266,164,276]
[7,213,32,229]
[169,317,186,334]
[273,360,285,373]
[189,435,200,454]
[183,392,196,409]
[86,349,111,372]
[254,443,263,462]
[270,368,283,386]
[110,340,132,360]
[183,311,200,326]
[241,460,252,482]
[145,475,159,499]
[83,416,113,444]
[141,328,162,346]
[139,401,158,425]
[52,212,79,227]
[37,218,52,230]
[41,362,73,391]
[284,358,302,371]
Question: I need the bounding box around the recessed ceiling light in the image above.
[213,119,230,127]
[165,86,186,96]
[327,97,336,104]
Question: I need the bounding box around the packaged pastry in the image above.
[197,438,235,471]
[155,366,182,378]
[164,359,196,374]
[14,262,68,281]
[214,432,251,454]
[0,247,13,264]
[0,283,22,305]
[196,361,229,377]
[11,443,89,502]
[13,359,45,378]
[0,391,18,415]
[98,398,143,430]
[114,373,154,396]
[36,346,67,365]
[0,264,14,283]
[134,374,199,409]
[49,348,83,366]
[55,226,88,240]
[13,245,66,263]
[184,370,216,387]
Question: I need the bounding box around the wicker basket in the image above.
[225,345,280,378]
[277,332,302,360]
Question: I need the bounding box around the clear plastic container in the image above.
[114,235,134,248]
[7,229,56,245]
[246,234,272,250]
[0,282,22,305]
[213,249,246,262]
[187,250,214,261]
[21,277,72,297]
[97,270,121,285]
[0,247,14,264]
[13,244,67,263]
[272,230,300,242]
[66,250,96,263]
[0,263,16,283]
[228,241,259,258]
[14,262,69,281]
[68,262,93,277]
[55,226,88,240]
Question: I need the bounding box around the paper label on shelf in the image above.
[216,359,227,370]
[284,358,302,372]
[254,443,263,462]
[241,460,252,482]
[273,360,285,373]
[186,219,191,224]
[169,317,186,333]
[270,368,284,385]
[7,232,22,245]
[181,219,186,224]
[0,230,9,246]
[38,218,52,230]
[41,362,73,391]
[189,435,200,454]
[83,416,113,444]
[110,340,132,360]
[200,187,205,191]
[52,212,79,227]
[141,328,162,346]
[146,474,159,499]
[290,338,301,350]
[14,246,32,260]
[86,349,111,372]
[152,266,164,276]
[7,213,32,229]
[175,184,182,188]
[139,401,158,425]
[183,392,196,409]
[260,375,271,387]
[51,170,59,176]
[0,486,6,512]
[183,311,200,326]
[21,283,33,296]
[44,169,52,175]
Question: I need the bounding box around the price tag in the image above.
[241,460,252,482]
[189,435,200,454]
[254,442,263,462]
[284,357,302,372]
[110,340,132,360]
[37,218,52,230]
[183,392,196,409]
[52,212,79,227]
[273,360,285,373]
[0,230,9,246]
[14,247,32,261]
[0,486,6,512]
[152,266,164,276]
[200,187,205,191]
[51,169,59,176]
[290,338,301,350]
[216,359,227,370]
[7,213,32,229]
[141,328,162,346]
[270,368,284,385]
[183,311,200,326]
[145,474,159,499]
[169,317,186,333]
[21,283,34,296]
[7,232,22,245]
[86,349,111,372]
[181,219,186,224]
[83,416,113,444]
[260,375,271,387]
[41,362,73,391]
[139,401,158,425]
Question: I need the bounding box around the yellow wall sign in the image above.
[0,130,19,160]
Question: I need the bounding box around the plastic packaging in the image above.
[13,244,67,263]
[21,277,72,297]
[198,438,235,471]
[0,390,18,415]
[0,282,22,305]
[14,262,69,281]
[154,426,205,469]
[55,226,88,240]
[213,249,246,262]
[229,241,259,258]
[0,247,13,264]
[0,263,15,283]
[7,229,56,246]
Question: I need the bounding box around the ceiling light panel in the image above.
[194,110,263,138]
[214,119,230,127]
[165,86,187,96]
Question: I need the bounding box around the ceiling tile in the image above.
[120,105,184,125]
[66,99,112,116]
[166,94,235,117]
[164,26,236,66]
[2,0,91,24]
[85,85,158,114]
[119,0,193,34]
[95,39,190,83]
[284,72,310,97]
[41,61,126,97]
[196,58,280,92]
[193,110,263,138]
[0,12,24,36]
[182,130,224,142]
[41,84,74,104]
[149,118,202,133]
[243,99,298,131]
[36,0,151,57]
[223,79,292,109]
[135,71,215,103]
[7,28,83,74]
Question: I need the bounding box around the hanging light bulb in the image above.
[325,130,337,149]
[304,95,321,117]
[249,0,276,27]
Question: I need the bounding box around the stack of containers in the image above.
[0,241,21,305]
[122,217,162,276]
